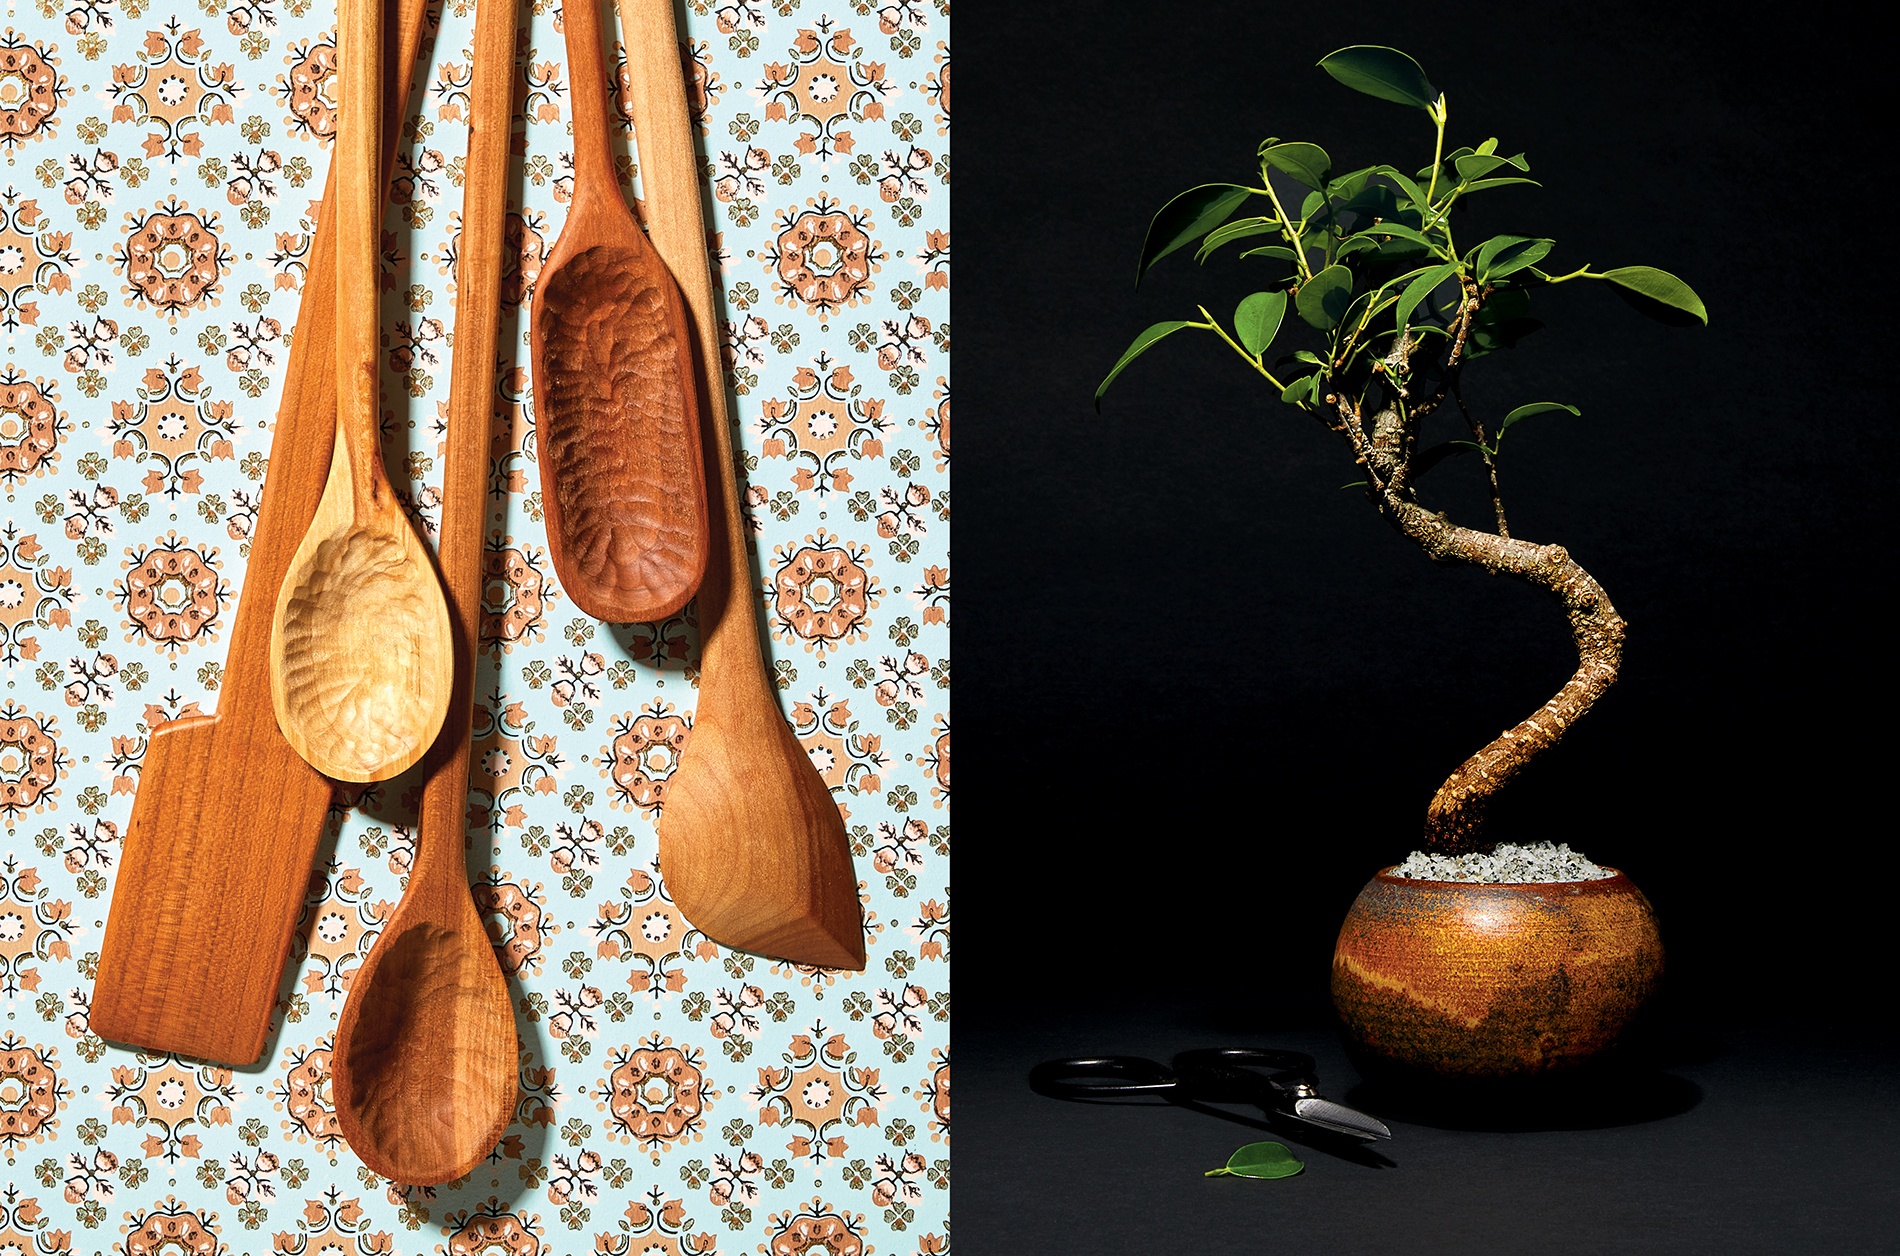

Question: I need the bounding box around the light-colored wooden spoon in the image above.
[528,0,709,624]
[622,0,865,970]
[268,0,453,783]
[329,0,520,1186]
[90,0,434,1067]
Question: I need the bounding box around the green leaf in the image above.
[1137,184,1257,286]
[1281,374,1321,406]
[1454,153,1515,183]
[1234,291,1288,358]
[1358,222,1443,252]
[1196,218,1283,263]
[1368,165,1431,211]
[1205,1141,1305,1180]
[1262,142,1333,191]
[1095,320,1198,409]
[1460,176,1541,194]
[1295,263,1354,329]
[1317,46,1436,110]
[1396,261,1461,328]
[1598,265,1708,326]
[1474,235,1554,282]
[1497,401,1580,439]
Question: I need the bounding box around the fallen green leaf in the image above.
[1204,1141,1305,1180]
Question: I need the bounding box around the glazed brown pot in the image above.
[1332,867,1663,1087]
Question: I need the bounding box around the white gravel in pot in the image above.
[1390,840,1614,883]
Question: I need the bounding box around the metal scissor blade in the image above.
[1292,1096,1393,1141]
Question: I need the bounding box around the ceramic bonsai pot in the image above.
[1331,867,1663,1090]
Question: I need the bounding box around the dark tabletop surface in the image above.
[956,1000,1898,1255]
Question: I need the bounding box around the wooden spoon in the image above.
[90,0,433,1066]
[329,0,520,1185]
[621,0,865,970]
[528,0,709,623]
[268,0,453,783]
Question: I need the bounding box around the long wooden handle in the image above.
[337,0,385,490]
[618,0,768,701]
[419,0,517,870]
[562,0,617,199]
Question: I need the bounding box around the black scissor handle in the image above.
[1028,1055,1180,1100]
[1171,1048,1318,1101]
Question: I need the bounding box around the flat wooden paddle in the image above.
[330,0,520,1184]
[621,0,865,970]
[90,0,432,1066]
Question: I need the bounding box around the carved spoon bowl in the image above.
[528,0,709,623]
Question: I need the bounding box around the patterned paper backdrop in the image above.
[0,0,947,1249]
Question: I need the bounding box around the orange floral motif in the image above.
[105,1052,237,1161]
[927,1050,948,1137]
[762,1201,868,1256]
[615,1188,718,1255]
[600,1036,711,1151]
[440,1201,544,1256]
[107,359,240,499]
[756,20,888,159]
[771,530,879,656]
[0,705,66,825]
[765,197,882,315]
[0,31,67,149]
[113,196,232,319]
[481,542,550,651]
[0,372,64,485]
[0,1033,65,1155]
[756,356,890,495]
[271,1190,392,1256]
[119,1197,225,1256]
[470,698,565,829]
[752,1028,883,1162]
[0,525,75,669]
[107,21,243,162]
[0,858,75,997]
[592,865,713,998]
[114,532,228,655]
[472,875,552,976]
[0,189,78,332]
[602,701,691,815]
[275,1036,345,1158]
[277,35,337,145]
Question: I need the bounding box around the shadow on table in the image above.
[1345,1065,1703,1133]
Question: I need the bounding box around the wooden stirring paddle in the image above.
[90,0,433,1066]
[528,0,709,623]
[621,0,865,970]
[268,0,454,783]
[328,0,521,1186]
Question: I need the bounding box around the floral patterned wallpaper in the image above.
[0,0,947,1249]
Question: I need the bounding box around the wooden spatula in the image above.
[620,0,865,970]
[90,0,433,1066]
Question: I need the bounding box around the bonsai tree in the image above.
[1097,46,1705,856]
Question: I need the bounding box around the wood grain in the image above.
[268,0,454,784]
[622,0,865,970]
[528,0,708,624]
[328,0,520,1184]
[90,0,433,1065]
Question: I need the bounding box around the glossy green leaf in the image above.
[1205,1141,1306,1180]
[1396,261,1461,328]
[1460,176,1541,194]
[1234,291,1288,358]
[1137,184,1257,286]
[1359,222,1443,251]
[1369,165,1432,210]
[1281,374,1322,406]
[1196,217,1283,262]
[1475,235,1554,281]
[1599,265,1708,325]
[1317,46,1436,109]
[1238,244,1298,262]
[1454,153,1514,183]
[1263,142,1333,191]
[1498,401,1580,439]
[1095,320,1197,409]
[1295,264,1355,329]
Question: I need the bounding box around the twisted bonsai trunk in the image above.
[1386,506,1624,853]
[1332,289,1627,855]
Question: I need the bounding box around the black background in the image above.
[958,0,1891,1031]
